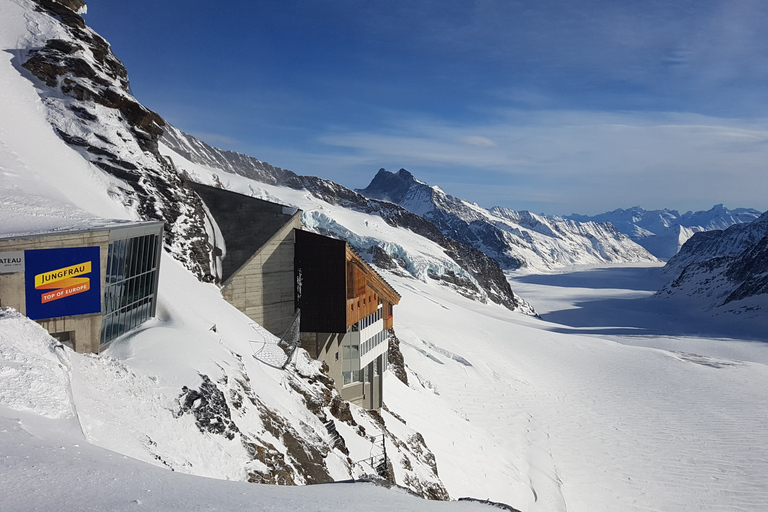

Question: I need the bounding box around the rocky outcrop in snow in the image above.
[19,0,213,280]
[567,205,762,260]
[657,211,768,315]
[358,168,657,270]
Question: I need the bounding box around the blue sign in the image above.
[25,247,101,320]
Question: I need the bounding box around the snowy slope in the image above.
[567,204,762,260]
[358,168,657,271]
[1,307,491,512]
[390,265,768,512]
[384,266,768,512]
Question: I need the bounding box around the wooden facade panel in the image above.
[343,247,400,328]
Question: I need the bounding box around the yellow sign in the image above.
[34,261,91,289]
[34,261,92,304]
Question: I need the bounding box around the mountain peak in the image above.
[395,168,415,180]
[357,167,429,205]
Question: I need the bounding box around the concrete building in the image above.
[0,221,163,353]
[187,182,302,337]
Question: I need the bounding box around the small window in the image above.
[51,331,75,349]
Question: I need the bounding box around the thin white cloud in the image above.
[461,136,497,148]
[310,110,768,214]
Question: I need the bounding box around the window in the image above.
[341,329,361,386]
[100,233,160,345]
[51,330,75,349]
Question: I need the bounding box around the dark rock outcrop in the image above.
[386,328,408,386]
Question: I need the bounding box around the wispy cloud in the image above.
[309,110,768,214]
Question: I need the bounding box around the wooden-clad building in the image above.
[295,230,400,409]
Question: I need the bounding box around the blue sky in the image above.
[86,0,768,215]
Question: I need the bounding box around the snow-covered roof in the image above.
[0,219,164,242]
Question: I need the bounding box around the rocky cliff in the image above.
[20,0,213,280]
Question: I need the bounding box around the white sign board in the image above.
[0,251,24,273]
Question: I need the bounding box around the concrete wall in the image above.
[222,215,301,338]
[0,230,109,353]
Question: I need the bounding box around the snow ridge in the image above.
[567,204,762,260]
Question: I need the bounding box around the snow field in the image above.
[386,267,768,511]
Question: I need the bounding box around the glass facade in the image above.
[100,233,160,345]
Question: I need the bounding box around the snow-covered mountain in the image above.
[567,205,762,260]
[656,211,768,315]
[160,127,534,314]
[357,168,657,270]
[5,2,768,512]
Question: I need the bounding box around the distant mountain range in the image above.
[567,205,762,260]
[358,168,657,270]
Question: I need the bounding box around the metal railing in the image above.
[250,309,301,369]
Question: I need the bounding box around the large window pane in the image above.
[101,233,161,346]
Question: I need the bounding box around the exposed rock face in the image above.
[179,374,240,440]
[177,369,334,485]
[359,168,657,270]
[723,236,768,304]
[567,204,762,260]
[160,127,533,313]
[20,0,213,281]
[387,328,408,386]
[664,211,768,277]
[657,211,768,313]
